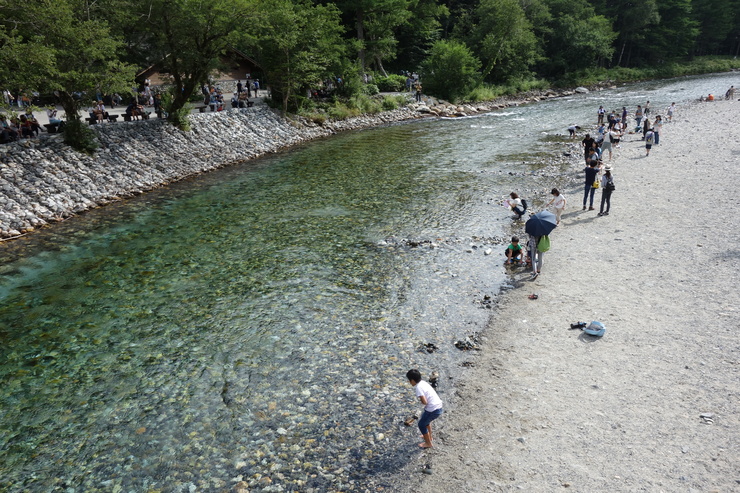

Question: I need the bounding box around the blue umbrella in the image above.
[525,210,558,237]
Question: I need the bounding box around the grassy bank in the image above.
[555,56,740,87]
[463,56,740,102]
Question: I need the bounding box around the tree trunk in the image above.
[59,92,81,123]
[356,9,366,72]
[375,57,388,77]
[616,40,627,67]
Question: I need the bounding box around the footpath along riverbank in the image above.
[0,86,594,240]
[393,99,740,492]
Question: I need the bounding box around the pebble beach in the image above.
[394,98,740,492]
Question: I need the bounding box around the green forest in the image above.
[2,0,739,127]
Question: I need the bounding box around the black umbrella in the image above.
[525,210,558,237]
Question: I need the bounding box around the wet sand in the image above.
[395,99,740,492]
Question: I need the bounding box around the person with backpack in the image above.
[527,234,549,279]
[598,165,615,216]
[645,127,655,156]
[509,192,527,219]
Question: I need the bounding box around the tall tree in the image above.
[393,0,448,72]
[461,0,541,82]
[247,0,345,113]
[336,0,413,75]
[139,0,255,128]
[692,0,736,55]
[421,39,481,101]
[649,0,699,61]
[537,0,617,76]
[0,0,135,149]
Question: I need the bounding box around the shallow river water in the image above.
[0,72,736,492]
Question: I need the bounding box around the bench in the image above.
[123,114,132,122]
[108,115,119,122]
[44,123,60,133]
[87,117,98,125]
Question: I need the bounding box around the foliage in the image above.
[462,0,542,82]
[553,56,740,87]
[546,1,615,74]
[335,0,414,74]
[0,0,135,152]
[362,84,380,96]
[465,78,550,101]
[381,94,408,109]
[62,119,99,154]
[421,40,482,102]
[135,0,254,128]
[375,74,408,91]
[246,0,346,114]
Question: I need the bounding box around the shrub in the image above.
[375,74,407,92]
[362,83,380,96]
[63,118,99,154]
[381,94,409,110]
[421,40,482,102]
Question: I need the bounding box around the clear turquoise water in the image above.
[0,72,736,492]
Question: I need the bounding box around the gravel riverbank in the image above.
[392,99,739,492]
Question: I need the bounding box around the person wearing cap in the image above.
[598,165,615,216]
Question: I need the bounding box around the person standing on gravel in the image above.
[598,165,615,216]
[407,369,443,449]
[583,161,599,211]
[546,188,567,225]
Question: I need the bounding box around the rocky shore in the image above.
[393,98,740,492]
[0,87,594,240]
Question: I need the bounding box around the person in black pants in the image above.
[582,160,600,211]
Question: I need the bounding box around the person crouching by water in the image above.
[407,369,443,449]
[505,236,524,264]
[598,165,615,216]
[509,192,527,219]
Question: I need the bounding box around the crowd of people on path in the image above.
[502,93,711,279]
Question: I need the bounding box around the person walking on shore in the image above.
[598,165,615,216]
[642,117,650,140]
[407,369,443,449]
[634,104,643,131]
[546,188,567,225]
[667,103,676,122]
[597,105,605,124]
[583,161,599,211]
[725,86,735,100]
[645,127,655,156]
[653,115,663,145]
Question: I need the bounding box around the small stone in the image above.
[517,437,525,443]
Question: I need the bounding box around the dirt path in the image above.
[396,99,740,492]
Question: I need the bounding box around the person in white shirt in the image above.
[407,369,443,448]
[546,188,567,224]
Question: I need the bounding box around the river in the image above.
[0,72,736,492]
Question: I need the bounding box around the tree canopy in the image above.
[1,0,737,118]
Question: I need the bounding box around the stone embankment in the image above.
[0,88,582,240]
